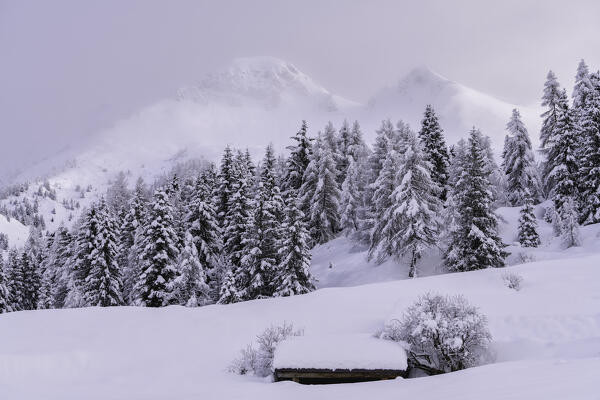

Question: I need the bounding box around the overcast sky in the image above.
[1,0,599,174]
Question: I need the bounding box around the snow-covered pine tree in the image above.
[106,171,131,218]
[368,135,402,260]
[173,232,210,307]
[167,174,186,247]
[274,197,315,296]
[336,119,351,185]
[577,72,600,225]
[307,132,341,245]
[217,146,236,227]
[134,189,180,307]
[560,196,581,248]
[217,267,241,304]
[418,105,449,201]
[573,60,592,111]
[518,192,541,247]
[19,251,39,310]
[223,154,255,296]
[65,206,101,308]
[284,120,313,194]
[348,120,370,162]
[545,90,579,219]
[501,109,541,205]
[22,228,43,310]
[359,119,401,244]
[444,128,508,271]
[340,157,363,235]
[186,172,222,300]
[0,254,11,313]
[241,144,285,299]
[373,130,440,277]
[7,248,24,311]
[572,59,593,155]
[539,71,564,191]
[119,178,148,304]
[323,121,340,174]
[84,198,123,307]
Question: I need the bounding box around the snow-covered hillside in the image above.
[0,57,542,236]
[367,66,541,153]
[1,248,598,399]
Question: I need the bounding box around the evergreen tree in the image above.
[50,226,73,308]
[445,128,508,271]
[539,71,565,193]
[173,232,210,306]
[217,267,241,304]
[502,109,541,205]
[0,255,11,313]
[306,133,341,245]
[106,171,131,217]
[84,199,123,307]
[369,136,402,259]
[217,146,236,226]
[560,197,581,248]
[518,193,541,247]
[336,119,352,185]
[119,179,148,304]
[373,131,440,277]
[578,72,600,224]
[223,155,255,295]
[7,248,24,311]
[66,206,101,308]
[540,71,563,154]
[186,172,222,299]
[275,198,315,296]
[285,120,313,194]
[22,228,43,310]
[134,189,180,307]
[241,144,285,299]
[339,157,363,234]
[419,105,450,201]
[20,251,39,310]
[545,90,579,217]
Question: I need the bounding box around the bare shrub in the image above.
[502,271,523,291]
[229,322,303,377]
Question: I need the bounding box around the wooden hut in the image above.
[273,334,407,384]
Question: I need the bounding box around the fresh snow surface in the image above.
[311,205,600,288]
[273,334,408,371]
[0,214,29,248]
[1,249,599,399]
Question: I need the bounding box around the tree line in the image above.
[1,59,599,313]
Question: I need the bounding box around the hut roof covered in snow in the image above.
[273,334,408,371]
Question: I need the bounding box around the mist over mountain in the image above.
[4,57,539,191]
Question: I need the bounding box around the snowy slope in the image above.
[311,205,600,288]
[0,214,29,248]
[0,253,598,399]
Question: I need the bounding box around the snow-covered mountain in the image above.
[8,58,541,189]
[0,57,543,236]
[365,65,541,150]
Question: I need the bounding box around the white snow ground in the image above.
[1,211,599,399]
[0,214,29,249]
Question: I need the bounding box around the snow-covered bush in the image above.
[229,322,303,377]
[380,293,491,374]
[502,271,523,291]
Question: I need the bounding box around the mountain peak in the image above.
[176,56,336,107]
[399,65,452,88]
